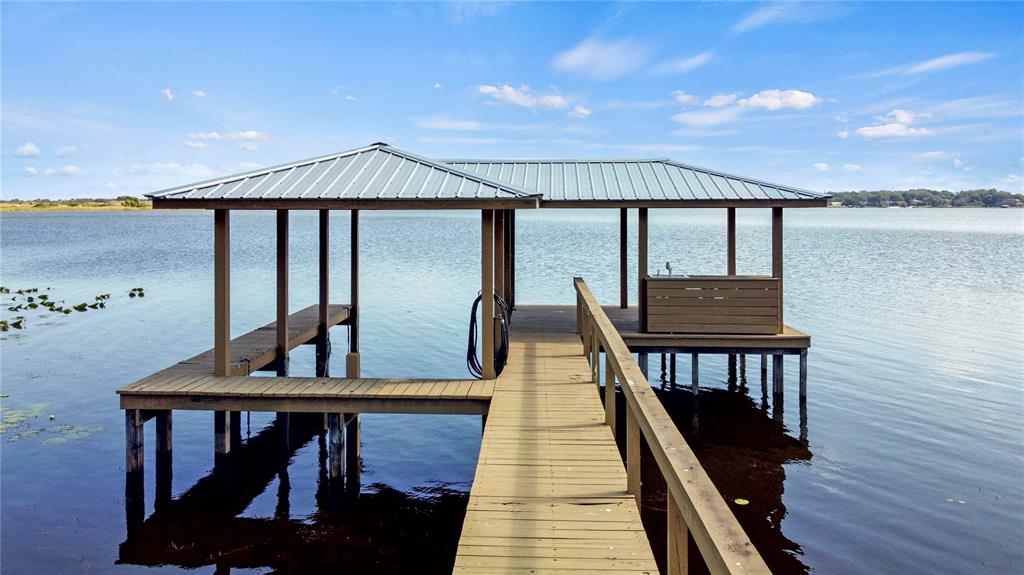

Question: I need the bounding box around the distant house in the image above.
[829,201,844,207]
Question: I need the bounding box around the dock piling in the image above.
[155,410,172,509]
[690,353,699,394]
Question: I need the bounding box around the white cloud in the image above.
[193,90,207,98]
[569,105,592,119]
[703,94,738,108]
[651,52,713,75]
[161,88,175,102]
[433,83,443,89]
[814,162,830,172]
[837,130,850,139]
[188,131,222,141]
[478,84,567,109]
[329,85,346,96]
[907,51,995,75]
[732,2,849,34]
[15,142,42,157]
[915,151,957,162]
[587,143,703,154]
[842,163,862,172]
[855,109,934,138]
[671,90,697,104]
[43,165,85,177]
[184,140,208,149]
[344,95,357,101]
[739,89,820,110]
[552,37,648,81]
[227,130,269,150]
[835,114,849,124]
[23,166,37,176]
[54,145,78,157]
[672,107,744,127]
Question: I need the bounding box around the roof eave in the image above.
[150,196,541,210]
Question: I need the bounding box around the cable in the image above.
[467,292,511,379]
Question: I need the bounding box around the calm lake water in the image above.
[1,208,1022,574]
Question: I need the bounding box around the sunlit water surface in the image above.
[1,208,1021,573]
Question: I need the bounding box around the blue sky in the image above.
[2,1,1022,199]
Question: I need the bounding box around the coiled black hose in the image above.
[467,292,511,378]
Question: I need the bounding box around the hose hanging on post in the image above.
[467,292,511,379]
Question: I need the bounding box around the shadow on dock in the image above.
[119,413,469,574]
[609,368,813,574]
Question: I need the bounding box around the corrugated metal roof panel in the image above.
[444,158,828,202]
[147,144,539,202]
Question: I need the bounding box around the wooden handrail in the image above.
[574,277,772,575]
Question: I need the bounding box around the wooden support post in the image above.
[667,489,689,575]
[638,208,648,331]
[495,209,505,302]
[590,332,600,383]
[669,354,677,389]
[231,411,242,448]
[509,210,516,309]
[604,355,616,432]
[350,209,360,353]
[345,413,360,491]
[327,413,344,479]
[773,354,784,396]
[638,352,649,378]
[481,210,495,379]
[214,411,232,458]
[125,409,145,530]
[345,354,361,490]
[276,209,289,373]
[155,410,172,508]
[625,407,641,503]
[772,206,784,329]
[799,349,808,399]
[318,210,329,335]
[728,354,737,389]
[691,353,699,395]
[214,209,230,376]
[727,207,737,275]
[620,207,628,308]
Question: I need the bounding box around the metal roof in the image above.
[444,159,828,203]
[147,143,540,204]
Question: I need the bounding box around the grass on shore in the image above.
[0,198,151,212]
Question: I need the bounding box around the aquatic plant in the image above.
[0,287,144,331]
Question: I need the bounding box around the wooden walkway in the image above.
[118,375,492,414]
[454,306,658,574]
[171,303,351,377]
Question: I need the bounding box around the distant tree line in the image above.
[830,189,1023,207]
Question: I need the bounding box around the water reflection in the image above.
[616,355,813,574]
[120,413,469,574]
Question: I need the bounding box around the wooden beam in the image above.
[638,207,648,331]
[504,209,513,307]
[350,209,360,353]
[667,489,689,575]
[481,210,495,379]
[508,210,516,308]
[772,207,783,327]
[620,208,628,308]
[318,210,329,341]
[214,209,230,376]
[276,210,289,370]
[494,209,505,302]
[727,207,736,275]
[604,355,616,431]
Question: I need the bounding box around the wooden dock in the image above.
[454,306,659,574]
[144,303,351,378]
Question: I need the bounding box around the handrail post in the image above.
[590,330,600,383]
[626,406,641,503]
[604,355,616,432]
[667,489,688,574]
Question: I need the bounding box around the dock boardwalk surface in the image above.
[454,307,658,574]
[164,303,350,378]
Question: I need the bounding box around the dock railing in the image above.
[574,277,771,575]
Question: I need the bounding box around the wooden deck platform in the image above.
[521,304,810,353]
[118,375,493,414]
[166,303,351,377]
[454,306,658,574]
